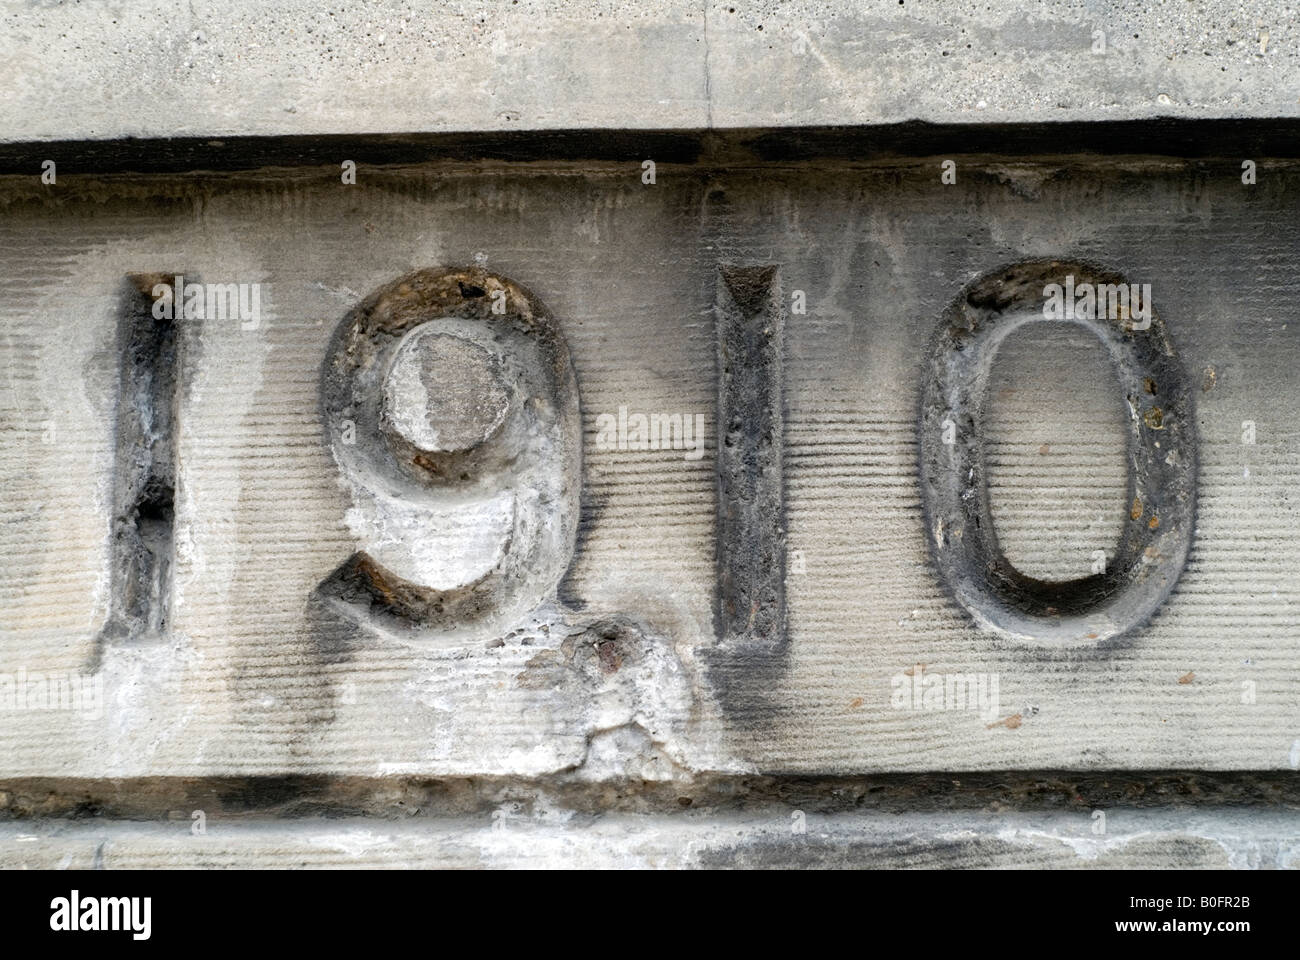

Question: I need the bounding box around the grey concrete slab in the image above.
[1,1,1297,145]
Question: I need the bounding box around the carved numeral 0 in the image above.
[918,260,1197,644]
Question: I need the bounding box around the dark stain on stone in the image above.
[706,263,790,725]
[89,273,191,669]
[2,770,1298,822]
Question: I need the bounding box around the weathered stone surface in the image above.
[2,807,1296,869]
[1,153,1298,788]
[382,331,510,456]
[1,3,1298,866]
